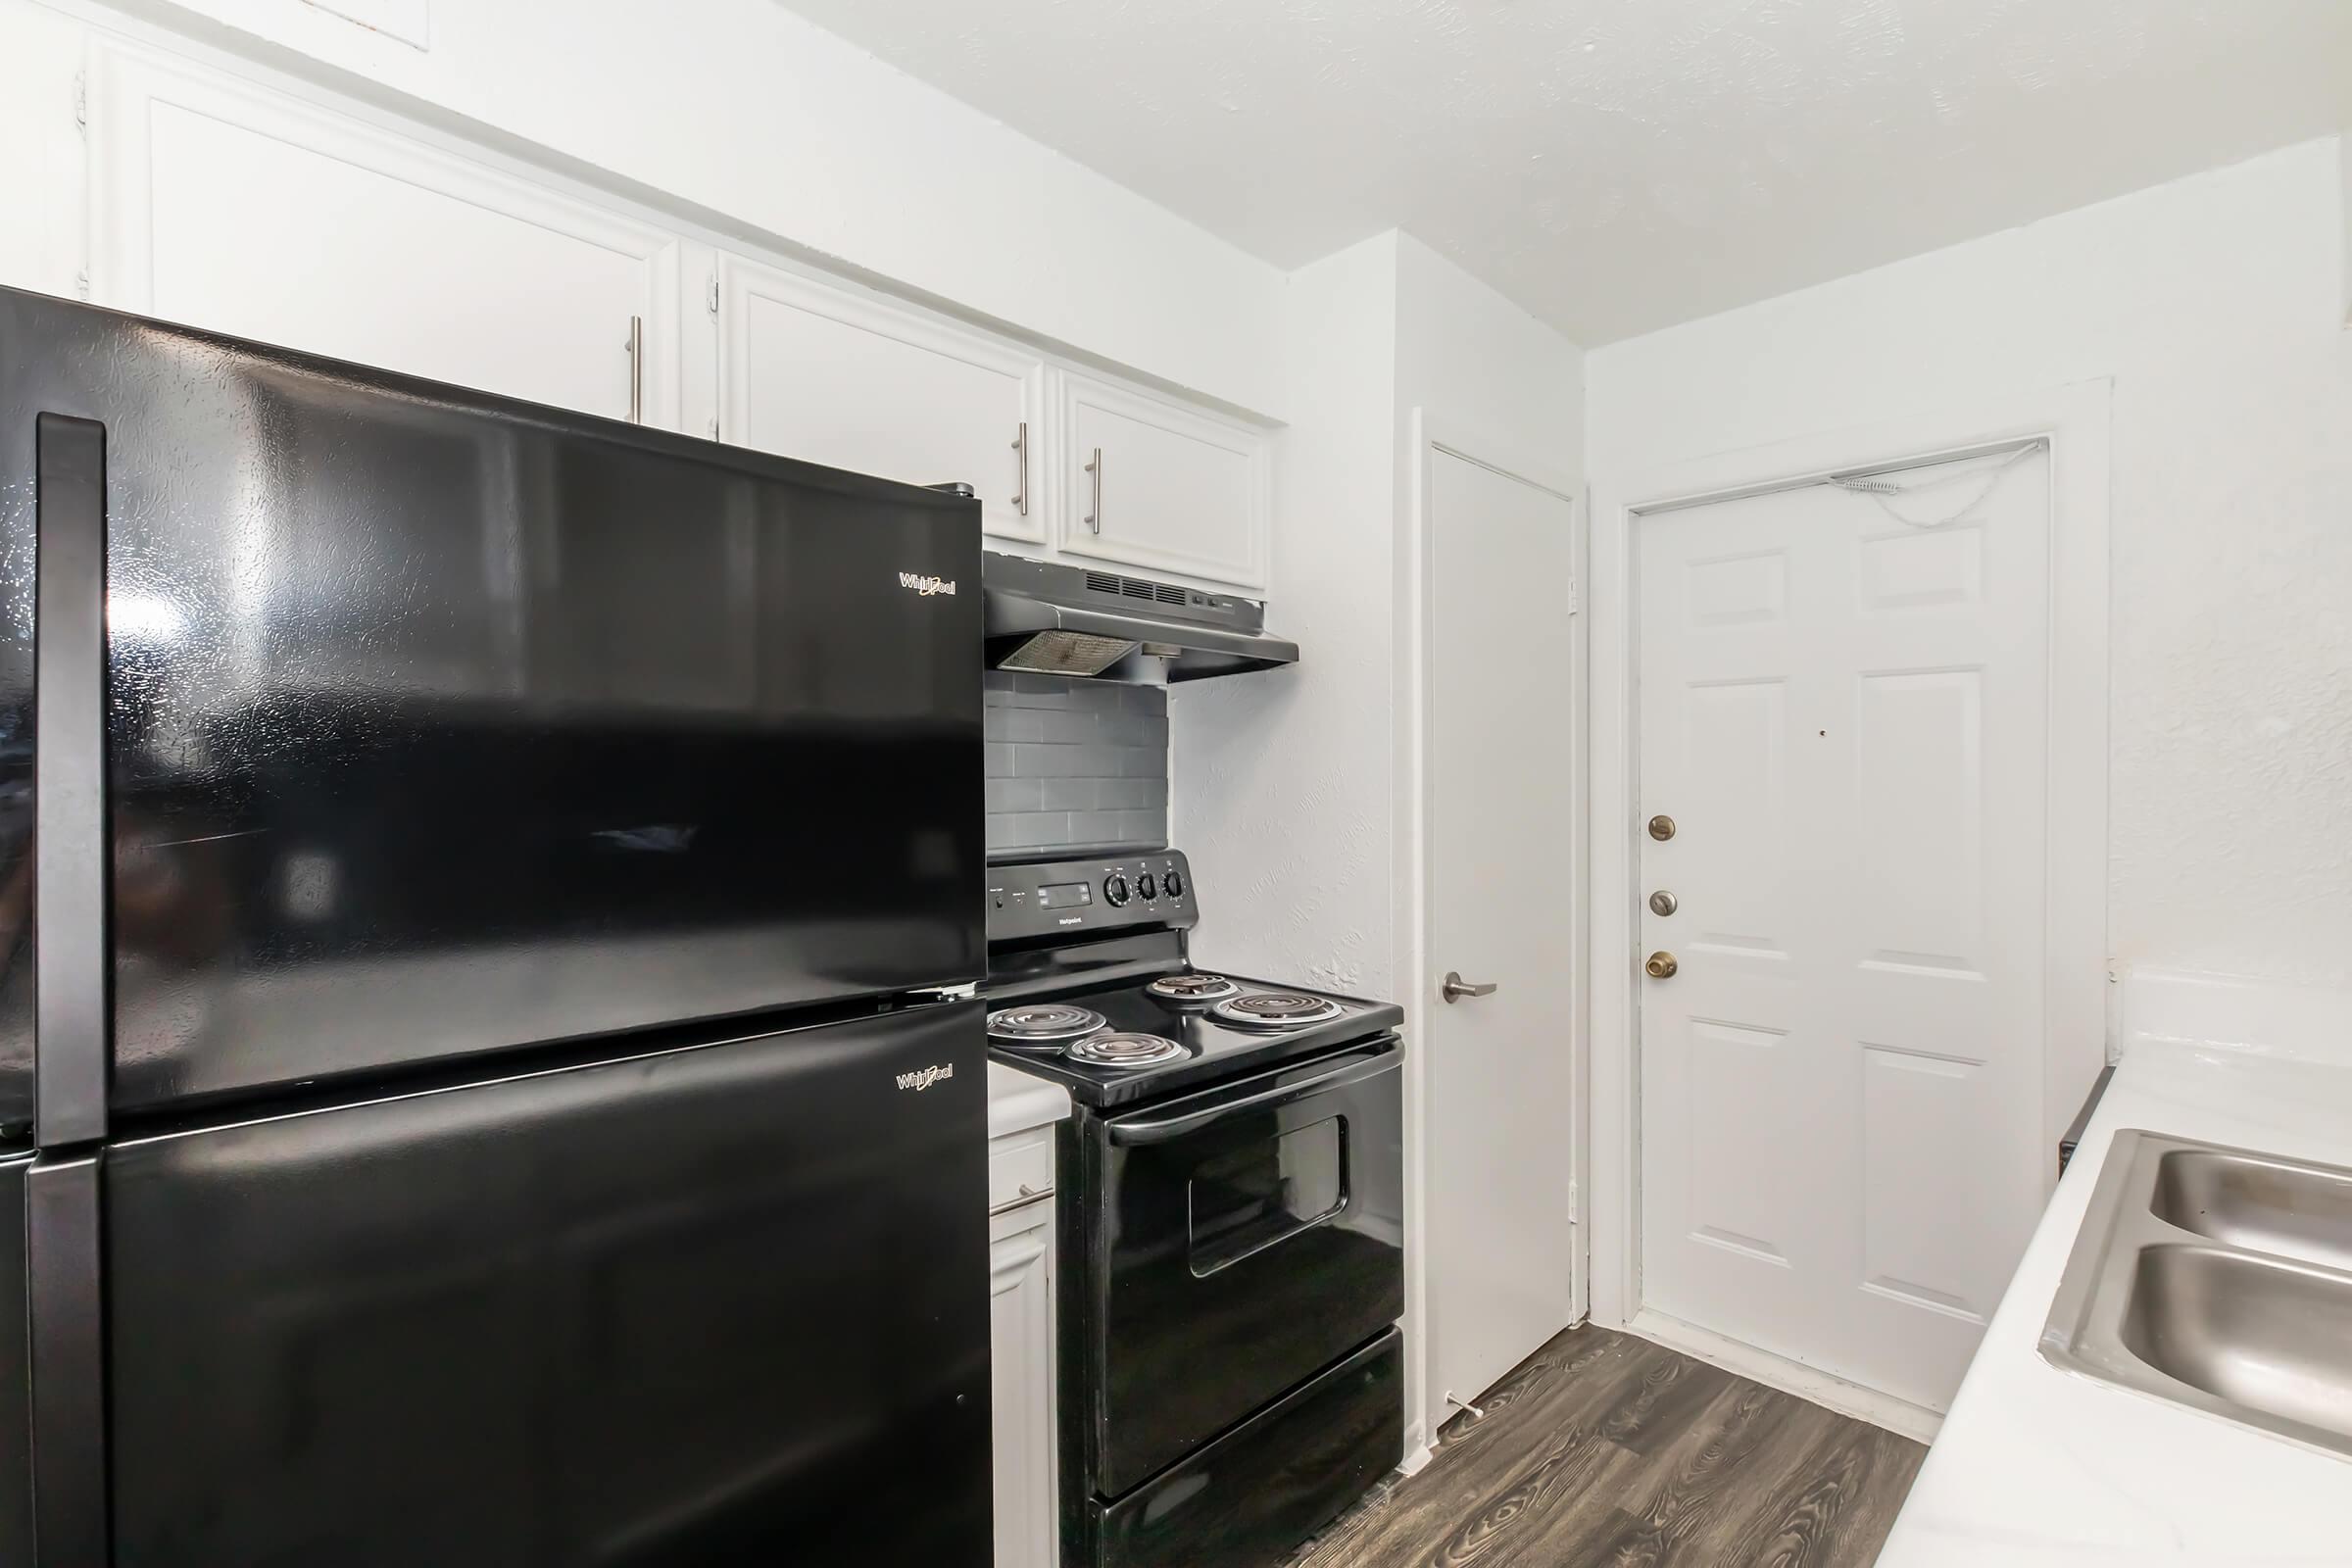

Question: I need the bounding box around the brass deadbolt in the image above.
[1647,814,1677,841]
[1644,952,1679,979]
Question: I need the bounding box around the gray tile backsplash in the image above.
[986,672,1169,857]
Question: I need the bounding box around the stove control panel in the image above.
[989,850,1198,944]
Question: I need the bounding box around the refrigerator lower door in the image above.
[101,1002,989,1567]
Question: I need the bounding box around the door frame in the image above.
[1585,381,2112,1429]
[1396,410,1588,1463]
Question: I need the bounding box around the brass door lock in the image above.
[1647,814,1676,841]
[1644,952,1679,979]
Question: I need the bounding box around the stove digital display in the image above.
[1037,882,1094,910]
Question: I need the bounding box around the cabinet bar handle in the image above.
[1011,420,1028,515]
[989,1182,1053,1217]
[1084,447,1102,533]
[625,315,644,424]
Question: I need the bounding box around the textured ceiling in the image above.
[772,0,2352,344]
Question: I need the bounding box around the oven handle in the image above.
[1105,1046,1400,1147]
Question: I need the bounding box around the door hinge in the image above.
[706,274,719,316]
[1566,581,1581,615]
[73,72,86,130]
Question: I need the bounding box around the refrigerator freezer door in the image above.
[102,1001,990,1567]
[0,287,984,1115]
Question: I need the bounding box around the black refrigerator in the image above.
[0,287,992,1566]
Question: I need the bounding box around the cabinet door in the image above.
[720,255,1046,543]
[86,42,682,426]
[1057,371,1270,591]
[989,1200,1057,1568]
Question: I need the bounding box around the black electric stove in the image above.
[986,850,1404,1568]
[988,970,1399,1108]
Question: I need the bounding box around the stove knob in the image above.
[1162,868,1184,899]
[1103,873,1131,906]
[1137,872,1158,901]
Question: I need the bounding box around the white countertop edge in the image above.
[1877,1037,2352,1566]
[987,1060,1070,1140]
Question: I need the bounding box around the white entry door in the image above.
[1423,442,1580,1422]
[1635,447,2051,1413]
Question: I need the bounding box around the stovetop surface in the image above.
[987,970,1403,1109]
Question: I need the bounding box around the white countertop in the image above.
[987,1060,1070,1141]
[1879,1038,2352,1566]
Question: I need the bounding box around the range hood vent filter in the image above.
[998,629,1141,678]
[984,554,1298,683]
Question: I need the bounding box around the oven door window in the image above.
[1188,1115,1348,1277]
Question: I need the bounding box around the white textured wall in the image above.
[1172,232,1583,996]
[24,0,1288,414]
[1393,231,1588,479]
[1589,136,2352,987]
[1172,233,1401,993]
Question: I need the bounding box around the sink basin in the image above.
[2118,1245,2352,1449]
[2042,1131,2352,1459]
[2151,1146,2352,1273]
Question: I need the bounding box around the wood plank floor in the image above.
[1290,1326,1927,1568]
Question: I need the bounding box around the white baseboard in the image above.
[1625,1309,1944,1446]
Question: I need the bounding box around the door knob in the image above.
[1644,952,1679,979]
[1441,971,1498,1004]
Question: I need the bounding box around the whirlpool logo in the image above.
[898,572,957,597]
[896,1063,955,1092]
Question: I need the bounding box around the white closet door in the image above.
[1635,449,2051,1413]
[718,255,1045,542]
[87,42,681,426]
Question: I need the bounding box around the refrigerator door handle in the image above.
[26,1151,109,1566]
[33,413,110,1150]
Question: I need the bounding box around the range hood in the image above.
[983,553,1298,682]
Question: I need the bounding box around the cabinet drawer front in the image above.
[989,1131,1056,1214]
[1059,374,1269,590]
[722,259,1046,543]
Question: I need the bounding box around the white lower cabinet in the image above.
[989,1146,1058,1568]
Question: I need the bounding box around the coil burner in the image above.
[1146,973,1242,1004]
[1062,1032,1187,1069]
[988,1004,1107,1050]
[1210,992,1345,1030]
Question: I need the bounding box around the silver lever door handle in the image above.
[1441,971,1497,1004]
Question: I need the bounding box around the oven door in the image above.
[1081,1039,1404,1496]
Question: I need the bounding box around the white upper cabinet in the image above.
[71,36,1277,591]
[1055,371,1270,592]
[85,42,682,427]
[717,255,1046,543]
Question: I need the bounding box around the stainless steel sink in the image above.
[2150,1145,2352,1272]
[2041,1130,2352,1458]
